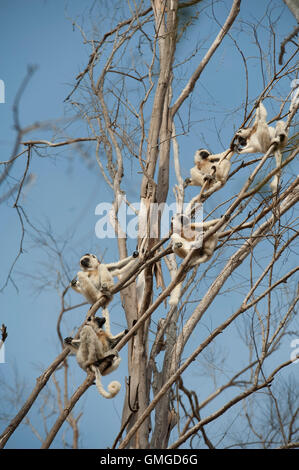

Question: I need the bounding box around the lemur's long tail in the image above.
[270,149,282,193]
[102,308,111,335]
[255,102,267,122]
[91,365,121,399]
[169,282,182,307]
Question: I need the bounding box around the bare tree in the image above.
[0,0,298,450]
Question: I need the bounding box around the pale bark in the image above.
[2,0,298,450]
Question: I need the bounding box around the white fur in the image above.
[269,120,288,193]
[71,252,138,305]
[91,363,121,399]
[235,103,274,154]
[168,282,182,307]
[187,148,234,194]
[65,317,126,399]
[168,216,220,306]
[234,103,288,159]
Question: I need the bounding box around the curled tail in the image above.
[91,365,121,399]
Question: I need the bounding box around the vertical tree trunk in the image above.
[120,0,179,448]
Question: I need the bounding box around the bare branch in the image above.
[171,0,241,117]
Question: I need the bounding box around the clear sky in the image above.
[0,0,298,449]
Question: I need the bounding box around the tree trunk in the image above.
[120,0,179,448]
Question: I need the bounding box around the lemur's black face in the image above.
[232,133,247,153]
[279,134,286,143]
[87,316,106,329]
[94,317,106,329]
[81,257,90,268]
[198,150,210,160]
[80,253,97,268]
[238,136,247,147]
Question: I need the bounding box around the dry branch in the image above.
[170,359,296,448]
[118,181,299,448]
[41,374,94,449]
[171,0,241,117]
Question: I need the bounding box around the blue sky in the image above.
[0,0,298,449]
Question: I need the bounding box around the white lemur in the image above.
[71,251,139,306]
[232,102,288,154]
[184,148,234,194]
[232,102,288,192]
[171,214,220,267]
[64,316,128,399]
[169,214,220,306]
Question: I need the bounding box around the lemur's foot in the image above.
[184,177,191,188]
[64,337,73,344]
[203,174,215,183]
[70,278,78,287]
[94,354,116,368]
[100,283,111,295]
[230,139,238,151]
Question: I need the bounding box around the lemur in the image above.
[169,214,220,306]
[184,148,234,194]
[64,316,127,399]
[171,214,220,267]
[232,102,288,192]
[71,251,139,306]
